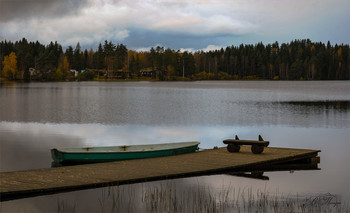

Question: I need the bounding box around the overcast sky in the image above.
[0,0,349,51]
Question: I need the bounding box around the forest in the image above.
[0,38,349,81]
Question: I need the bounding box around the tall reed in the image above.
[89,181,349,213]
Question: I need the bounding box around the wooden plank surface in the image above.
[0,146,319,201]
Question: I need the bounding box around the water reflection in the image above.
[282,100,350,111]
[1,81,349,212]
[0,82,349,127]
[228,159,320,181]
[0,122,84,172]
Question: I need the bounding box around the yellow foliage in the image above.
[56,55,70,80]
[207,73,215,79]
[233,75,240,80]
[122,65,129,72]
[2,52,18,80]
[128,50,137,59]
[218,72,232,80]
[310,45,315,52]
[337,47,342,57]
[194,71,209,80]
[167,65,175,77]
[242,75,258,80]
[55,67,63,81]
[63,56,69,73]
[273,76,279,80]
[193,71,230,80]
[138,52,149,67]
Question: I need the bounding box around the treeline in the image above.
[0,38,349,81]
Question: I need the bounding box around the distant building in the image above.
[106,70,130,79]
[70,69,79,77]
[140,69,167,78]
[139,69,153,77]
[29,68,36,76]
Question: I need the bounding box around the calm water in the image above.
[0,81,349,212]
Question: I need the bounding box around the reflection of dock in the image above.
[0,146,320,201]
[227,158,320,180]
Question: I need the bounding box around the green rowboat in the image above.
[51,141,200,164]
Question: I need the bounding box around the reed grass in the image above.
[56,198,76,213]
[84,181,349,213]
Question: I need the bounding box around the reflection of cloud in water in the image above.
[78,125,245,148]
[1,122,103,140]
[156,127,198,137]
[0,122,84,172]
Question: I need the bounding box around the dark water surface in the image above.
[0,81,349,212]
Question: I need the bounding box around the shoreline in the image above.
[1,78,348,84]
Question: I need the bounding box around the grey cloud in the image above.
[1,0,349,50]
[0,0,89,22]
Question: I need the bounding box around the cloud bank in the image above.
[0,0,349,50]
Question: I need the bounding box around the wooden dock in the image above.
[0,146,320,201]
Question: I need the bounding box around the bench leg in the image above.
[251,145,264,154]
[227,144,240,152]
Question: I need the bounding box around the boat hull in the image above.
[51,142,200,164]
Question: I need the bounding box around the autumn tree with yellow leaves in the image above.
[2,52,18,80]
[55,54,70,81]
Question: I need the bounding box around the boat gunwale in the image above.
[51,141,200,154]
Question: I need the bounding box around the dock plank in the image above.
[0,146,320,201]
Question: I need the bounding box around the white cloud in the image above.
[128,0,258,36]
[179,45,223,53]
[179,48,195,53]
[115,29,130,40]
[132,44,221,53]
[202,45,222,52]
[134,43,166,52]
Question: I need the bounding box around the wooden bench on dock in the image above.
[223,135,269,154]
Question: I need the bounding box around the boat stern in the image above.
[51,148,64,162]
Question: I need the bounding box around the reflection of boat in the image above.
[51,141,200,164]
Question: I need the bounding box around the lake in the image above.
[0,81,349,212]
